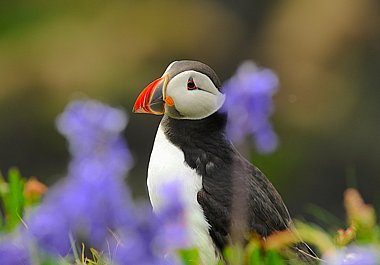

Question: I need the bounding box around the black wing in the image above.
[196,146,291,243]
[197,145,318,263]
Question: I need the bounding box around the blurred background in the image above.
[0,0,379,227]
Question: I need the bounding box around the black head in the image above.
[164,60,222,89]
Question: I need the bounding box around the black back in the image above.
[161,111,318,263]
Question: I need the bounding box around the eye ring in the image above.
[187,77,197,90]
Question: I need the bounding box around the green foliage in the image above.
[0,168,47,233]
[0,168,25,231]
[178,248,201,265]
[83,248,108,265]
[1,169,379,264]
[223,245,244,265]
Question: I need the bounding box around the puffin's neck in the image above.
[160,111,227,145]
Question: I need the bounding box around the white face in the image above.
[164,70,225,120]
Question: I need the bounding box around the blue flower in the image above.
[111,181,188,265]
[24,99,135,255]
[0,236,30,265]
[221,61,279,154]
[324,245,380,265]
[56,100,133,176]
[0,99,188,265]
[154,181,189,251]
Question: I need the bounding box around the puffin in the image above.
[133,60,318,264]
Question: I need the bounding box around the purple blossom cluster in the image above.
[0,99,187,265]
[221,61,279,154]
[324,245,380,265]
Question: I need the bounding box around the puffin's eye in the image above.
[187,78,197,90]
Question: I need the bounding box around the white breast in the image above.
[148,123,218,265]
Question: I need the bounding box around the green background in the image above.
[0,0,379,225]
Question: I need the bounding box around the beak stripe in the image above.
[133,76,166,114]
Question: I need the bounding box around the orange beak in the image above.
[133,75,168,115]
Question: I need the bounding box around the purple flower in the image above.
[112,181,188,265]
[0,99,188,265]
[24,99,134,255]
[221,61,279,154]
[111,210,179,265]
[324,245,380,265]
[0,236,30,265]
[56,99,133,176]
[154,181,189,251]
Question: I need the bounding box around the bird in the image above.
[133,60,318,264]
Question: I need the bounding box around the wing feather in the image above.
[197,145,318,263]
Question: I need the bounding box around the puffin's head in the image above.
[133,60,225,120]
